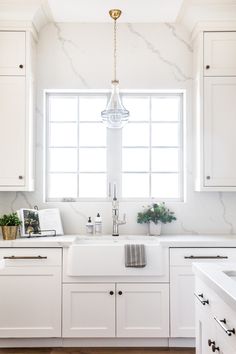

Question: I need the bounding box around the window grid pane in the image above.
[121,93,183,200]
[46,92,183,201]
[46,94,108,200]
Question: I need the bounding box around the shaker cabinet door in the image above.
[63,283,116,337]
[204,77,236,187]
[0,31,25,75]
[0,76,26,187]
[204,32,236,76]
[0,248,62,338]
[116,283,169,338]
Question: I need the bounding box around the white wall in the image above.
[1,22,236,235]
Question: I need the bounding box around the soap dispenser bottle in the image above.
[86,217,94,235]
[94,213,102,235]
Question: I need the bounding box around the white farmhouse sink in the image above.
[67,235,165,277]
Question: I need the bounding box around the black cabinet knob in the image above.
[18,175,23,180]
[208,339,215,347]
[212,345,220,352]
[118,291,123,295]
[206,176,211,180]
[19,64,24,69]
[206,65,210,69]
[109,291,114,295]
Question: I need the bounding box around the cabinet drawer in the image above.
[0,248,61,268]
[170,248,236,266]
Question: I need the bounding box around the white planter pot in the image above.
[148,222,162,236]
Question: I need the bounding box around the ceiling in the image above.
[0,0,236,33]
[47,0,184,23]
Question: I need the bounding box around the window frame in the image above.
[44,90,185,203]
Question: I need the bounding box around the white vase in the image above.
[148,222,162,236]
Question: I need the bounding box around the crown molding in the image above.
[0,0,52,36]
[191,20,236,40]
[178,0,236,36]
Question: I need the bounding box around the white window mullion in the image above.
[107,128,122,198]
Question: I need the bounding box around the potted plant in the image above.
[137,202,176,236]
[0,212,22,240]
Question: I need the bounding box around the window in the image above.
[45,92,184,201]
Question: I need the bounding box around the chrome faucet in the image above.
[112,183,126,236]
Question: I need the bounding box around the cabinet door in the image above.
[195,300,215,354]
[63,283,115,337]
[204,77,236,187]
[0,31,25,75]
[170,266,195,337]
[0,76,26,186]
[116,283,169,337]
[0,248,61,338]
[204,32,236,76]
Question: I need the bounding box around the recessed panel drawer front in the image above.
[170,248,236,266]
[0,248,62,270]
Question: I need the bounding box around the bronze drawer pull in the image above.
[3,256,47,260]
[194,293,209,305]
[184,255,228,259]
[214,317,235,336]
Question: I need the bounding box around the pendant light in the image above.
[101,9,129,129]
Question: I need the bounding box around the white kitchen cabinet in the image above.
[0,31,26,75]
[195,298,214,354]
[204,32,236,76]
[116,283,169,338]
[170,248,236,338]
[204,77,236,187]
[0,248,61,338]
[63,283,116,338]
[194,30,236,191]
[0,77,26,186]
[63,282,169,338]
[170,266,195,337]
[0,30,35,191]
[195,276,236,354]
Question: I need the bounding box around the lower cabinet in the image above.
[0,248,62,338]
[195,277,236,354]
[63,283,169,338]
[170,247,236,338]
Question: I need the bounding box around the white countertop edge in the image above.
[193,262,236,313]
[0,234,236,247]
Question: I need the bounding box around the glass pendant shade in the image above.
[101,80,129,129]
[101,9,129,129]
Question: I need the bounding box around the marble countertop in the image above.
[193,262,236,313]
[0,234,236,248]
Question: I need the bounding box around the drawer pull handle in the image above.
[212,344,219,352]
[206,65,210,70]
[3,256,47,260]
[118,291,123,295]
[19,64,24,69]
[184,255,228,259]
[214,317,235,336]
[109,291,114,295]
[194,293,209,305]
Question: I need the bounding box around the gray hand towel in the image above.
[125,244,146,268]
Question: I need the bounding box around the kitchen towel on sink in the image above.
[125,244,146,268]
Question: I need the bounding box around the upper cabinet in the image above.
[0,32,26,75]
[204,32,236,76]
[0,30,35,191]
[194,31,236,191]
